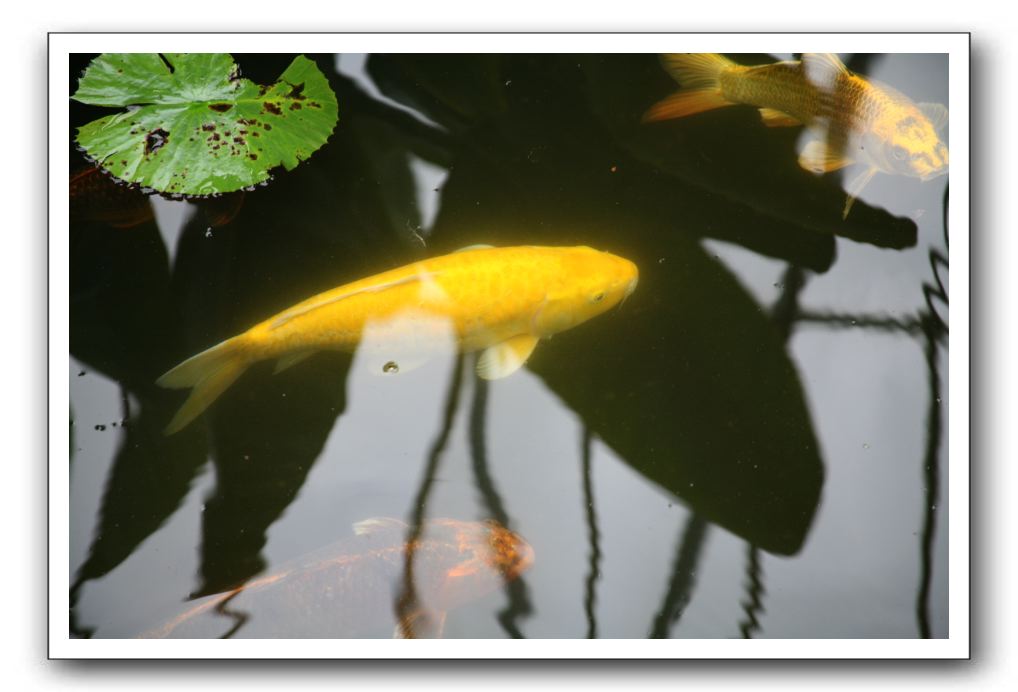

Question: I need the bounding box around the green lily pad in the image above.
[72,54,338,196]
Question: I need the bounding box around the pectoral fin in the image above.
[476,334,540,380]
[273,351,314,374]
[758,108,801,128]
[798,139,854,174]
[842,166,880,219]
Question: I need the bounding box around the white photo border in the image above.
[49,32,970,660]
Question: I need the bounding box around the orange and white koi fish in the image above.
[158,245,639,433]
[140,517,534,638]
[643,53,949,217]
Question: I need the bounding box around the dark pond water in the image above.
[68,52,949,639]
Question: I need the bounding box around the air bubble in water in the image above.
[383,361,399,374]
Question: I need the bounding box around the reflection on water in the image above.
[68,52,949,639]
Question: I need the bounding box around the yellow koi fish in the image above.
[158,244,639,434]
[140,517,535,638]
[643,53,949,217]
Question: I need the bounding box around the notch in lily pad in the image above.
[72,54,339,197]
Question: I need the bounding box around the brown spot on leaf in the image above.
[263,102,282,116]
[201,123,215,132]
[144,128,170,156]
[209,103,233,112]
[290,102,302,111]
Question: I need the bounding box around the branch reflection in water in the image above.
[738,546,765,639]
[649,514,709,638]
[468,373,533,638]
[396,355,534,638]
[772,183,947,638]
[395,355,465,638]
[580,428,602,639]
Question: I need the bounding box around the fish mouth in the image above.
[920,167,949,182]
[513,541,536,575]
[625,276,639,297]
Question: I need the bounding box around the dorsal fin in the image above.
[353,517,407,536]
[269,273,436,330]
[918,102,949,133]
[802,53,849,88]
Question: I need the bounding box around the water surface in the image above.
[68,52,949,639]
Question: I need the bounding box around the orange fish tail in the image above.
[642,89,733,122]
[643,53,737,122]
[157,336,250,434]
[660,53,736,88]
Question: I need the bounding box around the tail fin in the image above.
[660,53,736,88]
[643,53,737,123]
[157,337,249,435]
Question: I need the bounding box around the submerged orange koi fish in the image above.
[140,517,534,638]
[158,244,639,433]
[643,53,949,217]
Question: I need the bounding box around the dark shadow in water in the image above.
[69,391,207,638]
[580,428,602,639]
[649,514,709,638]
[771,265,810,342]
[526,231,825,556]
[156,55,440,598]
[378,53,829,557]
[396,356,465,638]
[189,351,350,598]
[68,54,450,612]
[369,53,841,273]
[68,213,210,637]
[582,53,918,253]
[468,374,533,638]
